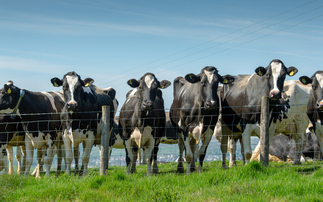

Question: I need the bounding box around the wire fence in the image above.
[0,103,321,176]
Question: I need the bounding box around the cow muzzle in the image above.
[142,100,153,111]
[270,90,280,100]
[316,101,323,110]
[205,101,216,110]
[67,101,78,111]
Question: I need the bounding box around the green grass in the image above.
[1,161,323,201]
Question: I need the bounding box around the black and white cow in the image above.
[217,80,311,166]
[219,59,298,166]
[51,71,117,176]
[0,81,65,177]
[170,66,234,174]
[119,73,171,175]
[299,71,323,157]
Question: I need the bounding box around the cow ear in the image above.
[159,80,171,89]
[255,66,266,76]
[299,76,312,85]
[220,75,235,85]
[84,78,94,87]
[287,66,298,77]
[51,77,63,87]
[127,79,139,88]
[185,73,200,83]
[3,85,12,94]
[104,88,116,101]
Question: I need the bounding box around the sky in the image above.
[0,0,323,114]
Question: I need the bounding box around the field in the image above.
[1,160,323,202]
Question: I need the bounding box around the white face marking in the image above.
[271,61,283,93]
[315,74,323,89]
[204,70,215,84]
[144,75,155,88]
[40,92,58,113]
[66,75,79,104]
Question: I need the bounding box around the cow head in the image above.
[255,59,298,100]
[0,81,21,114]
[299,71,323,110]
[185,66,234,110]
[51,71,94,112]
[127,73,171,112]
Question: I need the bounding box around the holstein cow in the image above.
[170,66,234,174]
[219,80,311,166]
[0,81,65,177]
[299,71,323,158]
[119,73,171,175]
[219,59,298,167]
[51,71,117,176]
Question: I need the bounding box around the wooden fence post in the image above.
[100,105,110,175]
[260,96,269,166]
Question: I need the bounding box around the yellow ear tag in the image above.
[189,75,193,80]
[129,80,133,85]
[85,83,90,87]
[311,129,314,133]
[223,79,228,84]
[289,71,294,76]
[161,85,165,89]
[53,82,59,87]
[258,71,263,76]
[6,88,11,94]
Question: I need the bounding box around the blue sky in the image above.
[0,0,322,113]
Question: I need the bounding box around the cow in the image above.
[51,71,117,176]
[219,59,298,167]
[299,71,323,158]
[218,80,311,166]
[0,81,65,177]
[170,66,234,174]
[118,73,171,175]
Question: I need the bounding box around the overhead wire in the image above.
[96,0,320,86]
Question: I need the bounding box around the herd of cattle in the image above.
[0,59,323,177]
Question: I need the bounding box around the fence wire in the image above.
[0,103,321,175]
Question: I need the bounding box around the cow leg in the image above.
[182,134,194,174]
[56,143,64,176]
[315,123,323,160]
[177,133,185,173]
[32,148,44,177]
[240,138,245,164]
[228,137,237,167]
[20,145,26,174]
[293,133,307,165]
[73,145,80,176]
[44,143,56,177]
[7,147,14,174]
[137,146,142,166]
[250,140,261,161]
[189,139,197,172]
[131,146,138,173]
[220,127,229,169]
[63,131,73,175]
[152,142,159,174]
[80,132,95,176]
[197,128,213,172]
[24,134,34,176]
[145,137,155,175]
[125,139,134,174]
[15,146,23,174]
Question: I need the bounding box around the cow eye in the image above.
[266,74,270,79]
[312,85,316,90]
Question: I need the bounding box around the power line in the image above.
[96,0,318,85]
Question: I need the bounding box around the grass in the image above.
[1,160,323,201]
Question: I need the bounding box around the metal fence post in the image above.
[260,96,269,166]
[100,105,110,175]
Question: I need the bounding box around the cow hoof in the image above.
[293,161,302,165]
[229,163,237,167]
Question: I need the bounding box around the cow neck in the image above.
[10,89,25,119]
